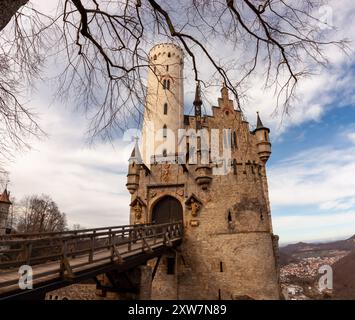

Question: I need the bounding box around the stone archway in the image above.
[151,195,183,224]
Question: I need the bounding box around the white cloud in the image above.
[269,138,355,243]
[6,94,134,229]
[269,145,355,208]
[274,210,355,244]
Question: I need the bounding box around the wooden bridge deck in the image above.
[0,222,183,300]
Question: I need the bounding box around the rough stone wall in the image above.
[128,49,279,299]
[46,284,105,300]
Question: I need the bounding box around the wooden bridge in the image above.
[0,222,183,300]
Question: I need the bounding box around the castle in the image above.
[0,188,12,235]
[126,43,280,299]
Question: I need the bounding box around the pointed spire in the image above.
[194,81,202,130]
[256,111,264,129]
[254,111,270,133]
[129,137,143,164]
[221,81,229,101]
[0,188,11,204]
[193,81,202,107]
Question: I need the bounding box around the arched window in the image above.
[163,149,167,157]
[153,54,157,60]
[163,125,167,138]
[163,79,170,90]
[168,52,171,57]
[163,103,168,115]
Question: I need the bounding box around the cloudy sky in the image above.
[1,0,355,244]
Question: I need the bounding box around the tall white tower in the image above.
[0,188,12,235]
[141,43,184,164]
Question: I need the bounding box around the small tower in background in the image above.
[253,112,272,163]
[0,188,12,235]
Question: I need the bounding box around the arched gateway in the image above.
[152,196,183,224]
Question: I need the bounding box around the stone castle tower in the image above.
[0,188,12,235]
[126,43,280,300]
[141,43,184,164]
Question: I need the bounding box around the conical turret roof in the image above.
[129,138,142,163]
[254,112,270,132]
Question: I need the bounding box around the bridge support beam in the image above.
[95,265,153,300]
[138,265,152,300]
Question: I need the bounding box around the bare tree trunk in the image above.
[0,0,28,32]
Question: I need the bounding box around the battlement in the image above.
[149,43,184,62]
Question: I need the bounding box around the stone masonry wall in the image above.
[128,85,280,300]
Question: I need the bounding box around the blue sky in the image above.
[1,0,355,244]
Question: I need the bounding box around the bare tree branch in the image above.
[0,0,349,159]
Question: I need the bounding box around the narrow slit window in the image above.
[233,131,237,148]
[164,103,168,115]
[167,79,170,90]
[166,65,169,71]
[163,149,167,157]
[220,261,224,272]
[163,79,167,89]
[228,210,232,222]
[168,52,171,57]
[163,125,167,138]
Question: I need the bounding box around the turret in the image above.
[126,139,142,194]
[0,188,12,235]
[141,43,184,164]
[253,112,271,163]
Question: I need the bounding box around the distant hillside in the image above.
[332,251,355,299]
[280,235,355,258]
[279,251,298,267]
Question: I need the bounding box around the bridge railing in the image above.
[0,223,155,241]
[0,222,183,284]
